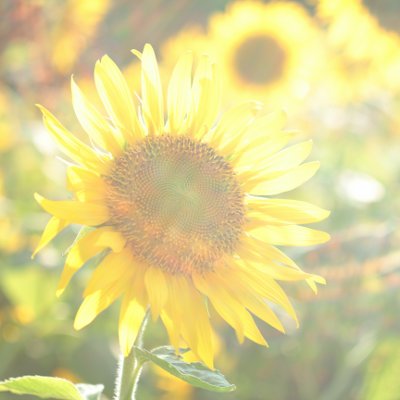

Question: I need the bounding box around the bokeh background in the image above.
[1,0,400,399]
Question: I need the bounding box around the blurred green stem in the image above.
[115,310,150,400]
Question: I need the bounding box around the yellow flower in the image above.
[51,0,111,74]
[161,26,209,69]
[0,85,20,152]
[34,44,329,368]
[162,2,325,109]
[316,0,400,102]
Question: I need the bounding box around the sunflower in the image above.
[162,2,325,109]
[51,0,111,74]
[34,44,329,368]
[316,0,400,102]
[161,26,208,68]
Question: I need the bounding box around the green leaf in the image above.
[0,376,84,399]
[135,346,236,393]
[76,384,104,400]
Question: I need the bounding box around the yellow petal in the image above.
[193,272,267,346]
[71,77,122,155]
[32,216,69,258]
[207,101,261,151]
[234,265,299,326]
[245,110,287,142]
[243,161,320,195]
[34,193,109,226]
[66,166,107,202]
[167,51,193,133]
[94,55,143,143]
[162,276,184,349]
[74,250,134,331]
[67,166,101,191]
[240,292,284,334]
[144,266,168,320]
[119,284,147,356]
[249,224,330,246]
[37,105,109,173]
[256,140,313,172]
[307,274,327,293]
[83,248,134,296]
[238,235,298,268]
[188,56,220,138]
[131,49,142,60]
[237,236,326,287]
[160,311,181,352]
[236,242,308,281]
[74,283,126,330]
[56,227,126,297]
[140,44,164,135]
[191,296,214,369]
[171,275,214,369]
[225,110,288,165]
[169,276,198,352]
[247,198,331,224]
[217,269,284,333]
[233,132,294,171]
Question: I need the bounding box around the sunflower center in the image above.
[105,136,245,275]
[234,34,286,86]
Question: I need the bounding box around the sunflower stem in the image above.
[115,310,150,400]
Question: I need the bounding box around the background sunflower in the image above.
[162,1,328,112]
[316,0,400,103]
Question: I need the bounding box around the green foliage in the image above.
[136,346,236,393]
[0,376,102,400]
[0,376,104,400]
[362,339,400,400]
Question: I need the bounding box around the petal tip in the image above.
[35,104,46,115]
[73,316,86,331]
[320,232,331,244]
[131,49,142,60]
[143,43,155,53]
[34,192,44,205]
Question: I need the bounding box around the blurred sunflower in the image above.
[161,26,208,70]
[34,44,329,368]
[316,0,400,102]
[0,85,20,151]
[162,2,325,109]
[51,0,111,74]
